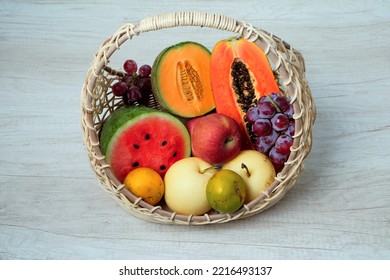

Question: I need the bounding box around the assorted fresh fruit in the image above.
[210,37,280,149]
[100,36,296,215]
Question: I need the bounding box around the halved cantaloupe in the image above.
[151,41,215,118]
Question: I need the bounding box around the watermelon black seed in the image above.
[161,140,167,146]
[133,144,140,149]
[132,162,139,167]
[172,151,177,157]
[160,165,166,170]
[145,134,151,140]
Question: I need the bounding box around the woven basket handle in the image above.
[139,12,243,34]
[87,12,307,109]
[138,12,307,71]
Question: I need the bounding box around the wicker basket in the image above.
[81,12,316,225]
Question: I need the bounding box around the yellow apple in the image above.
[164,157,217,215]
[222,150,276,203]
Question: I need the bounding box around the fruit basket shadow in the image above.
[81,12,316,225]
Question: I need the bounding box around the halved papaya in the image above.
[151,41,215,118]
[211,37,280,148]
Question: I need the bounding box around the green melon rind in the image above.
[99,106,191,164]
[151,41,212,118]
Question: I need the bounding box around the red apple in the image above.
[186,113,242,164]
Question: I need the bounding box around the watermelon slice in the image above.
[100,106,191,182]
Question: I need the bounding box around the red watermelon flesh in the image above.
[100,107,191,183]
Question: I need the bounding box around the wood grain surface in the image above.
[0,0,389,259]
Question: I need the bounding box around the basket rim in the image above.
[81,11,316,225]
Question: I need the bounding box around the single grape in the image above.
[260,129,279,145]
[285,120,295,137]
[127,86,142,102]
[258,93,279,104]
[138,64,152,78]
[123,59,138,74]
[254,129,279,153]
[269,146,288,171]
[137,77,152,93]
[111,81,128,96]
[271,113,289,131]
[258,101,276,119]
[252,119,272,137]
[246,107,260,123]
[275,134,293,155]
[273,95,290,112]
[254,138,273,154]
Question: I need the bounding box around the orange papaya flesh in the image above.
[211,37,280,149]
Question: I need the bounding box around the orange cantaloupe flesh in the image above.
[211,37,280,148]
[151,42,215,118]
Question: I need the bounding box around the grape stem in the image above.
[265,95,281,113]
[241,163,251,177]
[104,65,126,77]
[105,65,140,84]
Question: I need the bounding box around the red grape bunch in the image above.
[246,93,295,171]
[111,59,152,106]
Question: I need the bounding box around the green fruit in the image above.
[206,169,247,213]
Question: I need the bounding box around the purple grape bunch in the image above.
[111,59,153,106]
[246,93,295,171]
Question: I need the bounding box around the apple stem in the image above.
[241,163,251,177]
[199,166,218,174]
[224,136,234,145]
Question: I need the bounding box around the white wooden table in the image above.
[1,0,389,260]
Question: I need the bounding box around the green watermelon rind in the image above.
[100,106,191,166]
[100,106,157,156]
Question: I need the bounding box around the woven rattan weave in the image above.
[81,12,316,225]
